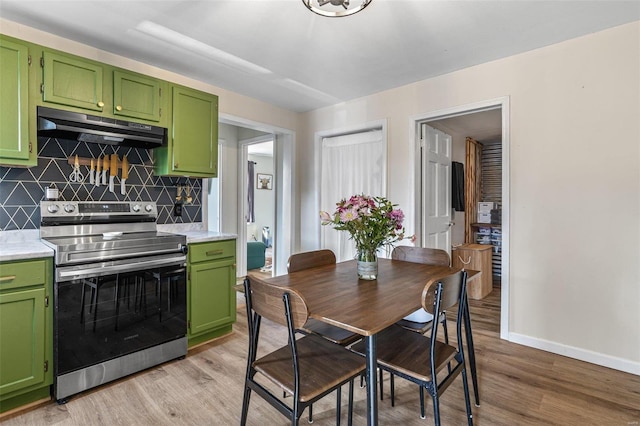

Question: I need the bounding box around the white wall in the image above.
[299,21,640,374]
[216,123,240,234]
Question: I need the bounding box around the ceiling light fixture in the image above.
[302,0,373,17]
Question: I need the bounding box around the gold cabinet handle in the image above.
[0,275,16,282]
[97,101,104,107]
[206,249,224,256]
[116,105,122,111]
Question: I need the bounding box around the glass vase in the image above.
[357,249,378,280]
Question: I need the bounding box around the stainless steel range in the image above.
[40,201,188,402]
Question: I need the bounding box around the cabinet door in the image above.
[0,288,46,396]
[113,70,163,122]
[188,258,236,337]
[0,37,33,165]
[171,86,218,176]
[42,51,104,112]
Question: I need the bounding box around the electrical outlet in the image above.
[174,203,183,217]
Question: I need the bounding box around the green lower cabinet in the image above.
[187,240,236,347]
[0,258,53,413]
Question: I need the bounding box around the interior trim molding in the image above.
[509,332,640,376]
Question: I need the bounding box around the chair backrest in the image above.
[391,246,450,267]
[245,277,309,330]
[421,270,467,316]
[287,249,336,273]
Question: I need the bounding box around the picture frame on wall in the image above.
[257,173,273,190]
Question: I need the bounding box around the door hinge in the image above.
[40,56,44,68]
[159,108,162,118]
[187,272,190,281]
[44,360,49,372]
[40,83,44,94]
[45,296,49,307]
[159,88,162,97]
[28,54,32,66]
[29,142,33,153]
[187,320,191,330]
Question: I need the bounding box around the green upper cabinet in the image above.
[38,49,167,126]
[0,35,36,167]
[113,69,164,122]
[41,50,104,112]
[155,85,218,177]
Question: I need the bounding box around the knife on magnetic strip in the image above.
[109,154,117,193]
[103,154,110,186]
[121,155,128,196]
[95,156,101,187]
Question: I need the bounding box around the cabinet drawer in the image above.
[0,259,47,291]
[189,240,236,264]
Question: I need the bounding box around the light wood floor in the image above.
[3,284,639,425]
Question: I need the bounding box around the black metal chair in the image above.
[351,270,474,425]
[287,250,361,346]
[241,277,366,426]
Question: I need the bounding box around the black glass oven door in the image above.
[54,261,187,376]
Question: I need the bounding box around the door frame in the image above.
[216,113,296,278]
[411,96,511,340]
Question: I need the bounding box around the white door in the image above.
[421,123,452,253]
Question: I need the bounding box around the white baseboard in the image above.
[508,332,640,376]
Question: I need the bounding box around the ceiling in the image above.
[0,1,638,113]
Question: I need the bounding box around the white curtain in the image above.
[320,129,385,262]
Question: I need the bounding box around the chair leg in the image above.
[240,385,251,426]
[348,380,354,426]
[420,386,426,419]
[461,368,474,425]
[336,386,341,426]
[463,296,480,407]
[379,368,384,401]
[432,393,441,426]
[308,404,313,423]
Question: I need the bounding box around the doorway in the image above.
[413,97,510,340]
[207,115,296,279]
[246,139,275,276]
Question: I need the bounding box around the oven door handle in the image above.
[56,255,186,282]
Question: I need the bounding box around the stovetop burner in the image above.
[40,201,186,266]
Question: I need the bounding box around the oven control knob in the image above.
[132,204,141,212]
[145,204,153,212]
[47,204,60,213]
[64,204,75,213]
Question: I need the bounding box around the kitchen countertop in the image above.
[0,230,54,262]
[0,228,237,262]
[179,231,237,244]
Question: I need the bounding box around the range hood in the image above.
[37,106,166,149]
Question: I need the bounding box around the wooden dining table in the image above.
[250,257,479,425]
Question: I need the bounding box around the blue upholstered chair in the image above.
[246,241,266,270]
